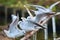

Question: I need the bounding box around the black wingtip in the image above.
[28,20,46,29]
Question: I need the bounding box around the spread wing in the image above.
[9,14,19,32]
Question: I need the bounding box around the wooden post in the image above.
[52,16,56,40]
[33,33,37,40]
[5,6,7,25]
[44,24,48,40]
[13,8,16,15]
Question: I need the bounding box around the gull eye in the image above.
[36,9,38,11]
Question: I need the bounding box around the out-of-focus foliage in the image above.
[0,0,16,6]
[0,0,60,9]
[0,0,28,9]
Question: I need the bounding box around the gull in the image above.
[4,14,26,38]
[26,1,60,15]
[24,5,47,23]
[25,1,60,23]
[18,16,45,32]
[18,17,37,32]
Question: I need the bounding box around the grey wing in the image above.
[26,4,47,10]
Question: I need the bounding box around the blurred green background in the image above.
[0,0,60,40]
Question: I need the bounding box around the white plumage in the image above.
[18,16,42,32]
[4,14,26,38]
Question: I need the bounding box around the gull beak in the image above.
[45,12,56,15]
